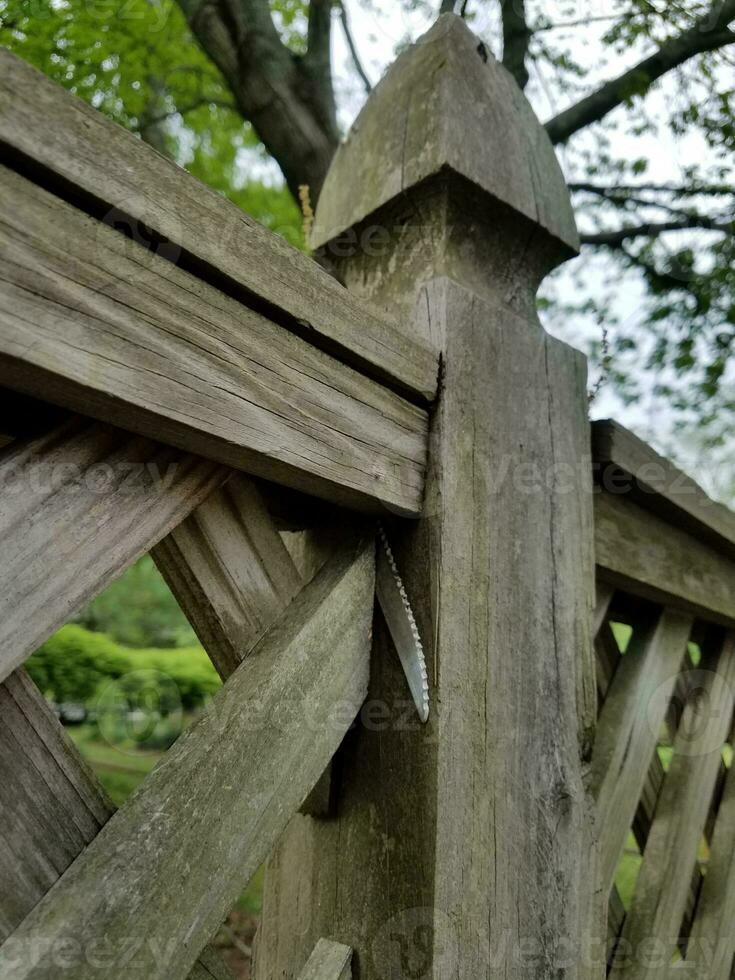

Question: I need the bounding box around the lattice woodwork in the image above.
[595,587,735,979]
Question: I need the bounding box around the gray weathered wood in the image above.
[0,669,113,941]
[311,14,579,253]
[591,608,693,894]
[258,17,601,978]
[154,484,341,818]
[0,165,427,515]
[613,634,735,979]
[677,758,735,978]
[594,582,615,637]
[188,947,237,980]
[593,419,735,560]
[0,48,438,402]
[296,940,352,980]
[595,491,735,626]
[0,670,230,979]
[152,475,303,679]
[0,416,226,683]
[0,538,374,980]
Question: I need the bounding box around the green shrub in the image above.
[26,625,128,705]
[27,625,220,713]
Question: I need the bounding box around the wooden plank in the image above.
[0,417,226,683]
[152,475,303,679]
[678,761,735,978]
[188,948,237,980]
[296,940,352,980]
[593,420,735,560]
[0,538,374,980]
[594,581,615,637]
[592,608,693,894]
[0,670,233,978]
[0,165,427,515]
[0,669,113,941]
[0,49,438,402]
[155,486,343,819]
[613,634,735,978]
[595,491,735,626]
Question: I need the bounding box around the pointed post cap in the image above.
[312,14,578,254]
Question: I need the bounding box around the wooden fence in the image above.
[0,13,734,980]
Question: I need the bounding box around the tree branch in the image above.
[135,97,238,129]
[339,0,372,94]
[175,0,339,200]
[545,0,735,144]
[570,181,735,198]
[500,0,531,89]
[439,0,456,14]
[580,215,733,247]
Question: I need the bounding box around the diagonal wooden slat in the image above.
[152,476,303,680]
[154,476,339,817]
[594,582,615,637]
[296,940,352,980]
[613,633,735,979]
[0,417,227,683]
[0,670,112,942]
[678,760,735,979]
[595,615,705,953]
[592,608,693,894]
[0,670,234,979]
[0,538,374,980]
[188,948,237,980]
[0,48,438,403]
[0,165,428,515]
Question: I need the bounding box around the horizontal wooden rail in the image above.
[593,419,735,559]
[0,539,374,980]
[0,165,427,514]
[595,490,735,626]
[0,49,438,403]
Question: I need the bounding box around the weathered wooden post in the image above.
[256,14,602,979]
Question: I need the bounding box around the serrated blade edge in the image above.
[375,523,429,723]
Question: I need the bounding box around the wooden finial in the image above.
[312,14,578,255]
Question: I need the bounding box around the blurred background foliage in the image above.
[0,0,304,243]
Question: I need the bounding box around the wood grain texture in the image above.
[677,758,735,978]
[0,49,438,402]
[258,271,602,978]
[0,670,232,978]
[0,538,374,980]
[0,416,226,683]
[593,419,735,560]
[259,19,599,969]
[613,634,735,979]
[0,669,113,942]
[0,165,427,515]
[152,475,303,679]
[296,940,352,980]
[595,491,735,626]
[188,948,237,980]
[312,15,578,251]
[591,608,693,893]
